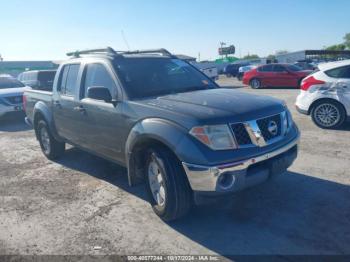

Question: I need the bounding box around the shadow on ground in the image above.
[56,147,350,256]
[0,113,31,132]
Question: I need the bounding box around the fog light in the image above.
[218,173,235,190]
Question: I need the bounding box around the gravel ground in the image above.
[0,77,350,257]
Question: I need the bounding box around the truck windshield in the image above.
[0,77,25,89]
[113,58,216,99]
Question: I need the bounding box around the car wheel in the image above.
[145,147,192,221]
[311,101,346,129]
[37,120,65,159]
[250,78,261,89]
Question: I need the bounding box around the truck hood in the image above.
[0,86,30,96]
[139,88,285,124]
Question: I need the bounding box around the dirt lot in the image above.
[1,77,350,257]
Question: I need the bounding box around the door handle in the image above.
[73,105,86,113]
[53,101,61,108]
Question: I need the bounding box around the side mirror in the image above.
[87,86,112,103]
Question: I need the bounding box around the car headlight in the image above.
[189,125,237,150]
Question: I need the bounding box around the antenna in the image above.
[121,30,131,51]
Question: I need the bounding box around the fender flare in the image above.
[125,118,204,186]
[33,102,62,141]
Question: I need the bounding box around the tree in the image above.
[275,50,289,55]
[344,33,350,49]
[243,54,259,59]
[326,44,346,51]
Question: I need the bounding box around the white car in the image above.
[295,60,350,128]
[0,77,30,118]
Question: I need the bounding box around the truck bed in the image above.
[24,89,52,124]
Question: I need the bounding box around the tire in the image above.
[37,120,65,160]
[145,147,192,221]
[250,78,261,89]
[311,100,346,129]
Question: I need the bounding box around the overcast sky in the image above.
[1,0,349,61]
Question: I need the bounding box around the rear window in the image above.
[0,77,25,89]
[325,65,350,79]
[38,71,56,90]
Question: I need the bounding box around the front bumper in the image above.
[182,134,299,194]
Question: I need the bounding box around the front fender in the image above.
[125,118,208,185]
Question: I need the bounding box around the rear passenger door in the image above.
[78,62,126,163]
[52,63,82,144]
[258,65,274,87]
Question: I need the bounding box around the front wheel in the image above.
[37,120,65,159]
[145,147,192,221]
[250,78,261,89]
[311,101,346,129]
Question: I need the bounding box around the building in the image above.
[0,61,60,77]
[276,50,350,64]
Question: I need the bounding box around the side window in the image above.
[326,66,350,79]
[58,64,80,96]
[273,65,286,72]
[259,65,273,72]
[58,65,70,93]
[65,64,80,96]
[83,63,117,98]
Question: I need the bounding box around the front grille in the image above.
[231,123,252,145]
[257,114,281,141]
[4,96,22,105]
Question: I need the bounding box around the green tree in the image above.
[326,44,346,51]
[275,50,289,55]
[344,33,350,49]
[243,54,259,59]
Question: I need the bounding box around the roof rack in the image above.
[66,47,117,57]
[66,47,176,58]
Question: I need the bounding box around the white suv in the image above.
[295,60,350,129]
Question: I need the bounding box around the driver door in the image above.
[77,62,126,163]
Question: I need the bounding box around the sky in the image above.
[0,0,349,61]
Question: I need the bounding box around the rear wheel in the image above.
[145,147,192,221]
[311,101,346,129]
[250,78,261,89]
[37,120,65,159]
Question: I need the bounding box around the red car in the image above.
[242,64,312,89]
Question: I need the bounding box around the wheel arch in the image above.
[33,102,62,142]
[308,98,347,115]
[125,118,201,187]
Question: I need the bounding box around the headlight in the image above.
[189,125,237,150]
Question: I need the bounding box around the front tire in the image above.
[37,120,65,160]
[145,147,192,221]
[311,100,346,129]
[250,78,261,89]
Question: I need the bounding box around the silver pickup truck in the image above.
[24,48,300,221]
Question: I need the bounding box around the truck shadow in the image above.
[56,148,350,256]
[0,113,31,132]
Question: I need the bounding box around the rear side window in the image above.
[325,66,350,79]
[0,77,25,89]
[273,65,286,72]
[258,65,273,72]
[58,64,80,96]
[82,63,116,98]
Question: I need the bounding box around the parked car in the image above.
[295,60,350,129]
[24,47,299,221]
[0,76,29,118]
[237,65,257,81]
[223,63,249,77]
[243,64,312,89]
[18,70,56,91]
[294,61,317,71]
